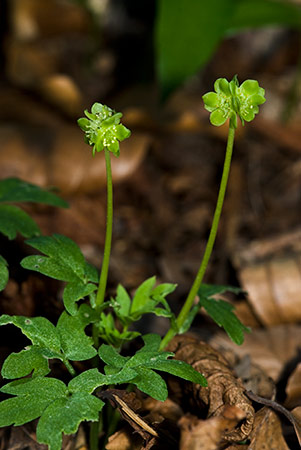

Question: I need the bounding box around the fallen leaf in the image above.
[285,363,301,409]
[249,407,289,450]
[210,324,301,382]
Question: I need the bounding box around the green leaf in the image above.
[21,234,87,281]
[0,377,67,427]
[138,333,162,353]
[131,367,168,401]
[197,284,249,345]
[0,315,61,353]
[112,284,131,321]
[56,311,97,361]
[228,0,301,31]
[98,344,130,368]
[0,178,68,208]
[0,255,8,291]
[198,284,243,298]
[130,276,156,313]
[155,0,238,96]
[63,281,97,315]
[199,296,250,345]
[147,359,207,386]
[68,367,137,394]
[36,392,104,450]
[0,204,40,239]
[1,346,50,379]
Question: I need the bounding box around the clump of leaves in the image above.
[0,87,265,449]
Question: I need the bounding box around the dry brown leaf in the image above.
[248,407,289,450]
[232,230,301,326]
[179,406,246,450]
[210,324,301,382]
[291,406,301,446]
[167,336,254,442]
[285,363,301,409]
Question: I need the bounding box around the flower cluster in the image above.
[78,103,131,156]
[202,76,266,128]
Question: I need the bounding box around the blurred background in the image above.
[0,0,301,339]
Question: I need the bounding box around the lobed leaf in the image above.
[1,346,50,379]
[36,393,104,450]
[0,315,61,354]
[0,204,40,240]
[56,311,97,361]
[63,281,97,315]
[22,234,86,280]
[0,377,67,427]
[0,178,68,207]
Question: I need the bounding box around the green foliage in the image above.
[0,178,67,292]
[21,234,98,315]
[0,98,256,449]
[179,284,250,345]
[0,377,104,450]
[98,334,207,401]
[203,76,266,128]
[78,103,131,156]
[155,0,301,95]
[0,178,68,207]
[156,0,238,97]
[111,277,176,325]
[0,256,8,291]
[0,205,40,240]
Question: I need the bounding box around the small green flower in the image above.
[202,76,266,128]
[78,103,131,156]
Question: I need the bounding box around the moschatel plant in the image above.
[0,76,265,450]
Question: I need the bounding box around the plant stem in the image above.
[95,149,113,309]
[90,413,102,450]
[160,125,236,350]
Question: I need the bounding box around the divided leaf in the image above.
[0,377,67,427]
[21,234,98,314]
[197,284,250,345]
[56,311,97,361]
[0,315,61,354]
[1,346,50,379]
[36,392,104,450]
[98,334,207,401]
[0,178,68,207]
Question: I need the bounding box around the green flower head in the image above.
[202,76,266,128]
[78,103,131,157]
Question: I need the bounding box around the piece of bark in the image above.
[167,335,254,442]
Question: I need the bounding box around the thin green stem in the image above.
[160,125,236,350]
[90,413,102,450]
[95,149,113,310]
